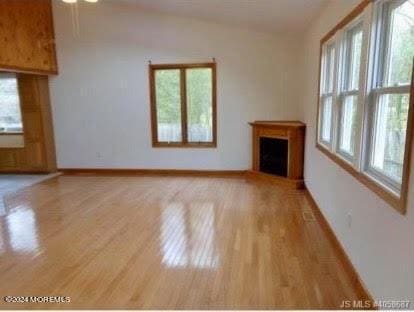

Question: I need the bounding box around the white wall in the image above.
[301,0,414,303]
[50,1,302,170]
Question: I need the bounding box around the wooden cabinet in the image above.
[0,0,58,74]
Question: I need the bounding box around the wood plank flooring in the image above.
[0,175,363,309]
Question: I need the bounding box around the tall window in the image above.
[337,21,364,161]
[149,63,217,147]
[319,42,336,146]
[367,0,414,191]
[317,0,414,213]
[0,73,23,134]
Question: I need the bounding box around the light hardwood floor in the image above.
[0,175,363,309]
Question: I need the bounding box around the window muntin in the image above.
[150,63,216,147]
[0,73,23,134]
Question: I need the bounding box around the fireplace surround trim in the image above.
[248,121,306,189]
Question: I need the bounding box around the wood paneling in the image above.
[0,175,372,309]
[0,74,56,173]
[249,121,306,188]
[0,0,58,74]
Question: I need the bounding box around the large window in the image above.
[317,0,414,214]
[319,42,336,146]
[149,63,217,147]
[0,72,23,134]
[337,21,364,161]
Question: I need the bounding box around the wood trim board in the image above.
[0,132,24,136]
[59,168,246,177]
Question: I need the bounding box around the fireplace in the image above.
[259,137,288,177]
[248,121,306,188]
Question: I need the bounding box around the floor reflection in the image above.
[0,198,5,217]
[3,206,40,254]
[160,202,219,269]
[0,223,4,254]
[161,202,189,267]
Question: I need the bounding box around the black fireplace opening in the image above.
[259,137,288,177]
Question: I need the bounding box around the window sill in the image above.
[316,143,407,215]
[0,132,23,135]
[152,142,217,148]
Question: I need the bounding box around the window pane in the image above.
[186,68,213,142]
[321,96,333,142]
[323,44,336,93]
[0,73,23,133]
[386,0,414,86]
[371,93,409,182]
[155,70,182,142]
[339,95,358,156]
[347,26,363,90]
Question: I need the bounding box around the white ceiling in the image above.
[118,0,328,34]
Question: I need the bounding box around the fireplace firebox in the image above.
[259,137,288,177]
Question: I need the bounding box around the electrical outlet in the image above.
[96,152,102,159]
[347,213,352,228]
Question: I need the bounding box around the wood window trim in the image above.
[149,62,217,148]
[315,0,414,215]
[0,132,23,136]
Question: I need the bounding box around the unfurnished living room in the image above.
[0,0,413,310]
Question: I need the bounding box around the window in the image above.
[337,21,364,160]
[366,0,414,192]
[319,42,336,146]
[316,0,414,214]
[149,63,216,147]
[0,72,23,134]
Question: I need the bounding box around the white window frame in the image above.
[362,0,413,195]
[335,16,366,165]
[318,37,339,149]
[316,0,414,213]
